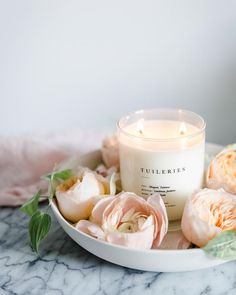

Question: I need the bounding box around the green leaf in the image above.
[29,211,51,252]
[203,230,236,260]
[43,169,74,201]
[44,169,73,181]
[20,190,41,217]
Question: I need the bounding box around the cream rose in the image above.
[101,134,119,169]
[206,144,236,195]
[76,192,168,249]
[181,188,236,247]
[56,171,114,222]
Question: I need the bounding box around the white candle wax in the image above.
[118,110,205,221]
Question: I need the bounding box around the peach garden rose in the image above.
[76,192,168,249]
[206,144,236,195]
[181,188,236,247]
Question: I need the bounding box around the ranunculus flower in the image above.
[181,188,236,247]
[76,192,168,249]
[206,144,236,195]
[56,171,113,222]
[101,134,119,169]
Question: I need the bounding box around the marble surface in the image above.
[0,205,235,295]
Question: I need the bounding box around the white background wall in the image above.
[0,1,236,144]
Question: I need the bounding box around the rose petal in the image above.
[109,173,118,195]
[158,230,191,250]
[106,224,155,249]
[75,220,105,240]
[96,172,117,195]
[90,195,116,225]
[147,194,168,248]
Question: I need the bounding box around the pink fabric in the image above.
[0,130,107,206]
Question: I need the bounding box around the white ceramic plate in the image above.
[51,143,229,272]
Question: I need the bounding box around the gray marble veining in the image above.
[0,205,235,295]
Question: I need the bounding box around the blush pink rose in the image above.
[181,188,236,247]
[206,144,236,195]
[76,192,168,249]
[101,135,119,169]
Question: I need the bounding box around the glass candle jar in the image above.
[117,108,206,221]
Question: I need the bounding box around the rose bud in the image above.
[101,134,119,169]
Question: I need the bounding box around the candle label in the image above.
[120,143,205,221]
[141,184,177,208]
[140,167,186,175]
[140,167,187,206]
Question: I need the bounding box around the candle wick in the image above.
[137,119,144,136]
[179,122,187,136]
[139,129,143,136]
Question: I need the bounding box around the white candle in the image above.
[118,109,206,221]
